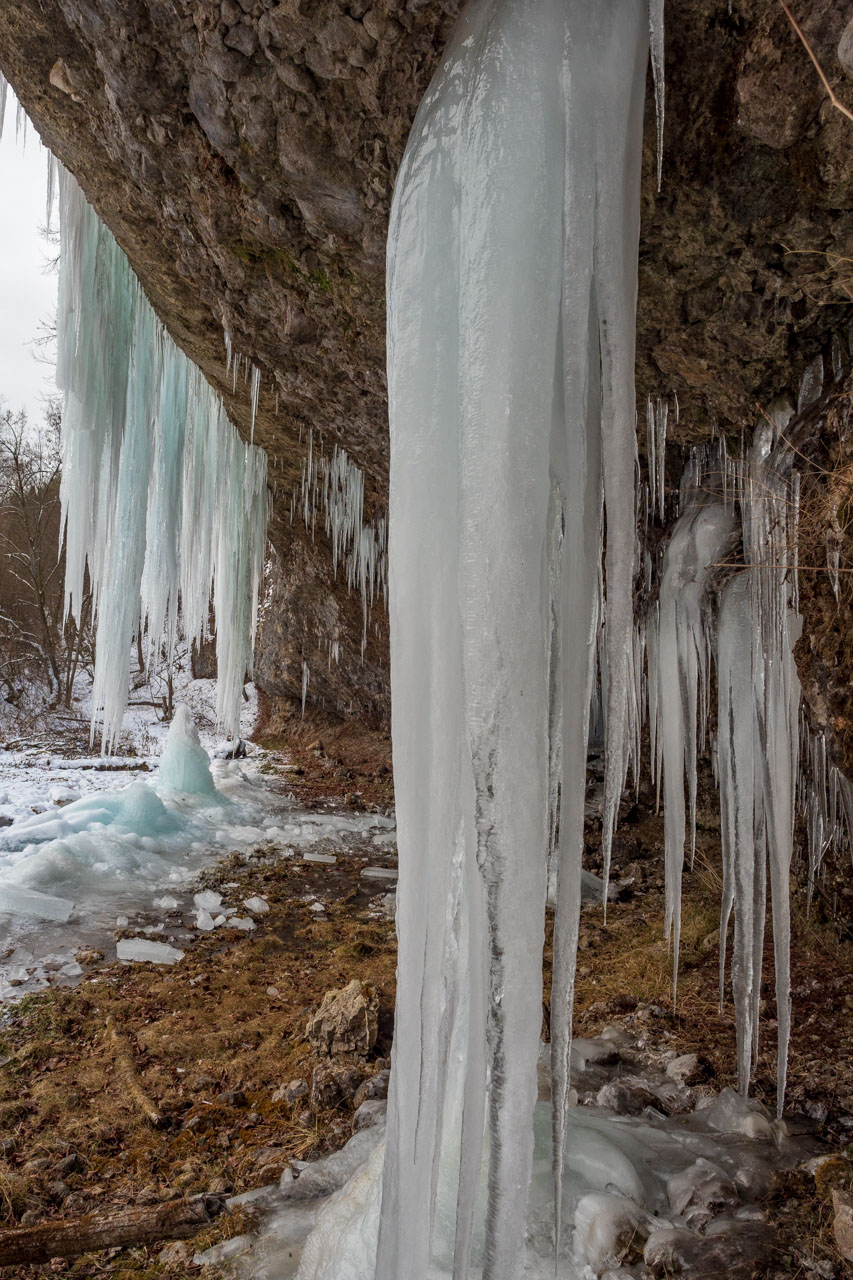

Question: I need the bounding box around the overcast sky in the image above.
[0,94,58,422]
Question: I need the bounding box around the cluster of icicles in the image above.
[642,358,852,1114]
[290,429,388,653]
[57,171,269,750]
[644,415,801,1116]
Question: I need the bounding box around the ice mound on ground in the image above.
[157,706,218,797]
[0,781,181,847]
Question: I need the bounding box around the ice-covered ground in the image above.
[0,674,395,1000]
[211,1028,821,1280]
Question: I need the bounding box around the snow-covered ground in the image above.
[0,672,395,1001]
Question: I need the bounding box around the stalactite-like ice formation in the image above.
[649,429,802,1114]
[57,172,268,750]
[294,431,388,653]
[717,428,801,1113]
[649,480,735,1003]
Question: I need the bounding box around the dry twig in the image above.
[105,1013,163,1128]
[779,0,853,124]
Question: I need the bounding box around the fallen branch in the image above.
[105,1013,163,1127]
[779,0,853,124]
[0,1194,225,1268]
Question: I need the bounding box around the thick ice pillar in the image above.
[380,2,650,1276]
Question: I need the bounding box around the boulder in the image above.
[306,979,378,1056]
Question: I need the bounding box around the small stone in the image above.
[666,1053,704,1086]
[190,1073,217,1092]
[273,1078,308,1104]
[310,1062,366,1110]
[352,1069,390,1109]
[266,985,280,997]
[159,1241,191,1267]
[208,1176,233,1194]
[47,1180,70,1204]
[219,1089,247,1108]
[833,1189,853,1261]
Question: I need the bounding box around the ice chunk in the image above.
[573,1192,647,1273]
[50,786,81,806]
[703,1087,773,1140]
[116,938,185,965]
[666,1158,737,1218]
[226,916,256,931]
[196,909,215,931]
[194,890,222,911]
[158,706,217,796]
[302,852,337,865]
[0,885,74,922]
[359,867,397,881]
[243,896,269,914]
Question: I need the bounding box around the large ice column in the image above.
[377,1,651,1277]
[56,172,268,750]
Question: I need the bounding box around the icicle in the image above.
[0,71,7,142]
[797,354,824,413]
[648,0,665,190]
[301,661,309,718]
[15,98,26,147]
[250,364,261,442]
[46,152,59,235]
[291,437,388,648]
[654,483,735,1003]
[57,171,268,750]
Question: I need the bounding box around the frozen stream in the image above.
[0,720,395,1002]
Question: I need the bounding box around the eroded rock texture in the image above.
[0,0,851,735]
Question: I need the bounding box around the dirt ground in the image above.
[0,752,851,1279]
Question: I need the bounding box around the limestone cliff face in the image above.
[0,0,851,737]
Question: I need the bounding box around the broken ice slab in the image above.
[116,938,185,965]
[226,917,256,931]
[153,895,179,910]
[195,909,215,931]
[194,890,222,911]
[359,866,398,881]
[302,852,336,864]
[0,885,74,922]
[243,896,269,914]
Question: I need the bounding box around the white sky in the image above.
[0,94,58,421]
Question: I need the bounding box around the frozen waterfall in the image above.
[56,172,269,751]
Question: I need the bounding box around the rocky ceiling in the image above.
[0,0,851,730]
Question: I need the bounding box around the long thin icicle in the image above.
[57,171,268,750]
